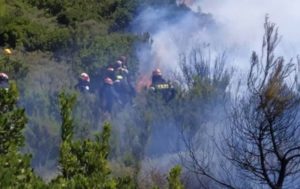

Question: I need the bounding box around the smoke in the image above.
[199,0,300,62]
[128,1,300,186]
[132,4,215,80]
[134,0,300,78]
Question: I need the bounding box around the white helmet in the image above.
[80,72,90,82]
[0,73,9,80]
[116,60,123,66]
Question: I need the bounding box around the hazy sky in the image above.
[196,0,300,60]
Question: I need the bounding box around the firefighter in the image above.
[151,68,166,85]
[114,57,129,80]
[116,59,136,100]
[75,72,90,92]
[150,69,176,102]
[114,60,123,70]
[1,48,12,63]
[0,72,9,90]
[102,77,120,113]
[115,64,128,79]
[105,67,115,81]
[114,76,124,101]
[114,74,134,105]
[118,55,128,68]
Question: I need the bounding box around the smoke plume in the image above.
[132,4,214,81]
[134,0,300,78]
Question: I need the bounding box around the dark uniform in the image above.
[102,77,120,113]
[105,67,116,81]
[75,73,90,92]
[114,62,136,104]
[75,79,90,92]
[150,69,176,102]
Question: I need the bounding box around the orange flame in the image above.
[136,74,152,93]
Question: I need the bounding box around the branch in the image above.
[284,146,300,159]
[180,128,239,189]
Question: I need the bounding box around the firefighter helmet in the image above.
[0,73,9,80]
[104,77,113,85]
[116,60,123,67]
[107,67,114,72]
[80,72,90,82]
[152,68,162,76]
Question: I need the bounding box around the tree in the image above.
[180,17,300,189]
[225,17,300,189]
[51,92,139,188]
[0,83,27,154]
[0,83,44,188]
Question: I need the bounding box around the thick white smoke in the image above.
[134,0,300,78]
[196,0,300,67]
[133,5,214,81]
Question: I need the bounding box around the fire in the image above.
[136,74,152,93]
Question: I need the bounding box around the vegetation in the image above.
[0,84,185,188]
[167,165,184,189]
[0,2,191,187]
[1,0,299,189]
[180,17,300,189]
[225,17,300,189]
[0,83,44,188]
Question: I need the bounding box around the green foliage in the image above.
[0,83,44,188]
[27,0,138,31]
[0,0,6,17]
[54,121,117,188]
[116,175,137,189]
[27,0,65,15]
[59,92,76,142]
[0,1,230,188]
[0,13,70,50]
[167,165,184,189]
[24,26,70,51]
[55,92,134,188]
[0,50,28,79]
[0,83,26,154]
[72,33,139,74]
[0,151,45,189]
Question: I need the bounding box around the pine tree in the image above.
[0,83,44,188]
[51,92,117,188]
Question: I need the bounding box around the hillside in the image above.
[1,1,298,189]
[1,0,210,185]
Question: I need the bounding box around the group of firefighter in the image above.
[0,48,176,113]
[75,55,176,113]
